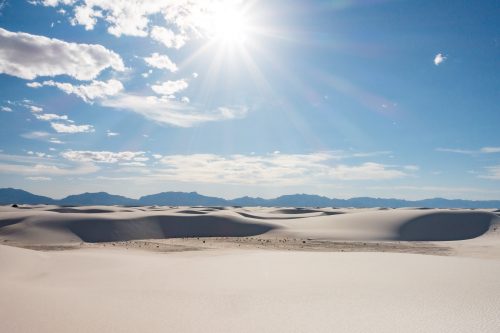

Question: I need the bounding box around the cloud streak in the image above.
[101,94,248,127]
[61,150,148,163]
[151,79,188,96]
[437,147,500,155]
[28,79,124,102]
[51,123,94,133]
[479,166,500,180]
[152,153,411,185]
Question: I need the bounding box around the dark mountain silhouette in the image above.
[1,188,499,208]
[0,188,56,205]
[58,192,138,206]
[270,194,333,207]
[229,196,269,207]
[139,191,227,206]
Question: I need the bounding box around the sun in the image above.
[208,4,252,47]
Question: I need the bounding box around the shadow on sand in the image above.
[67,215,275,243]
[398,212,493,241]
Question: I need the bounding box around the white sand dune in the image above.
[0,206,498,244]
[1,245,500,333]
[1,205,500,332]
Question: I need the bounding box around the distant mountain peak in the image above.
[1,188,499,208]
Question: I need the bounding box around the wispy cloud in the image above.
[28,79,124,103]
[20,131,64,144]
[50,123,94,133]
[436,147,500,155]
[480,147,500,154]
[101,94,248,127]
[0,27,124,80]
[34,113,68,121]
[479,166,500,180]
[434,53,446,66]
[151,79,188,96]
[0,0,7,14]
[21,131,51,140]
[29,105,43,113]
[151,152,411,185]
[106,130,119,137]
[0,162,98,176]
[0,152,98,176]
[26,176,52,181]
[61,150,148,164]
[368,185,500,197]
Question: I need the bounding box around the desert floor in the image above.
[1,205,500,332]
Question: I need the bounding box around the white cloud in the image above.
[0,0,7,13]
[192,72,199,78]
[479,166,500,180]
[51,122,94,133]
[144,52,178,72]
[21,131,51,140]
[142,69,153,78]
[36,0,76,7]
[26,82,42,88]
[181,96,190,103]
[106,130,119,137]
[480,147,500,154]
[35,1,242,45]
[72,3,101,30]
[101,94,248,127]
[35,113,68,121]
[30,79,124,103]
[1,106,12,112]
[150,26,187,49]
[0,27,124,80]
[40,1,198,38]
[119,161,147,167]
[437,147,500,155]
[27,176,52,181]
[367,185,500,197]
[436,148,473,154]
[49,138,64,144]
[29,105,43,113]
[152,153,408,185]
[61,150,147,163]
[434,53,446,66]
[327,162,406,181]
[404,165,420,171]
[30,110,94,135]
[151,79,188,96]
[0,163,98,175]
[70,1,153,37]
[0,157,98,176]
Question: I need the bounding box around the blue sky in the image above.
[0,0,499,200]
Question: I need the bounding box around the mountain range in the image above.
[1,188,499,208]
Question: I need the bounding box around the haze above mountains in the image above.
[1,188,499,208]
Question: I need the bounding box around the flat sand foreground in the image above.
[1,205,500,332]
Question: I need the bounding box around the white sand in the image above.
[1,246,500,332]
[1,205,500,332]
